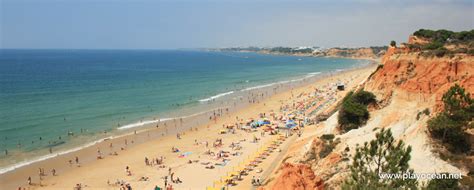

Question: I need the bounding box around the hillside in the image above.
[262,29,473,189]
[214,46,387,60]
[313,47,386,59]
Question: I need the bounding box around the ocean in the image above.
[0,49,366,172]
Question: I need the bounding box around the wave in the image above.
[241,83,277,91]
[199,91,234,102]
[242,71,323,92]
[118,107,226,130]
[307,72,322,76]
[117,118,173,130]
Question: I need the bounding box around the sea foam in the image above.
[199,91,234,102]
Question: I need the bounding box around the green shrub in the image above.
[319,137,340,159]
[338,90,376,132]
[426,174,460,190]
[423,41,444,50]
[422,108,430,115]
[319,142,336,158]
[427,84,473,152]
[321,134,335,141]
[454,48,468,54]
[352,90,376,105]
[468,49,474,56]
[416,112,422,120]
[433,47,448,57]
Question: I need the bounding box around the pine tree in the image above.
[390,40,397,47]
[343,128,417,189]
[428,84,473,152]
[426,173,460,190]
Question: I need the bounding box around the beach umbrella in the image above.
[285,120,297,128]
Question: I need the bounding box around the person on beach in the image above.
[125,166,131,176]
[164,176,168,188]
[27,176,31,185]
[51,168,56,176]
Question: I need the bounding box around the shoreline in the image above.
[0,58,377,190]
[0,53,371,169]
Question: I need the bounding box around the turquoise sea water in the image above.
[0,49,365,170]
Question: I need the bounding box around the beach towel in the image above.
[178,152,192,158]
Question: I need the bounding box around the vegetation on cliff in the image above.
[413,29,474,43]
[427,84,473,153]
[338,90,376,132]
[408,29,474,57]
[343,128,417,189]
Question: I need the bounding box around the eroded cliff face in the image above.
[366,47,474,111]
[263,163,324,190]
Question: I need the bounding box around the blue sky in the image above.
[1,0,473,49]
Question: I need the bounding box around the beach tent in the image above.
[261,118,271,124]
[285,120,297,128]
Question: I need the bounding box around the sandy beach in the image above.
[1,62,377,190]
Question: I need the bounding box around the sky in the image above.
[1,0,473,49]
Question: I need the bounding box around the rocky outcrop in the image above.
[265,163,324,190]
[407,35,430,45]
